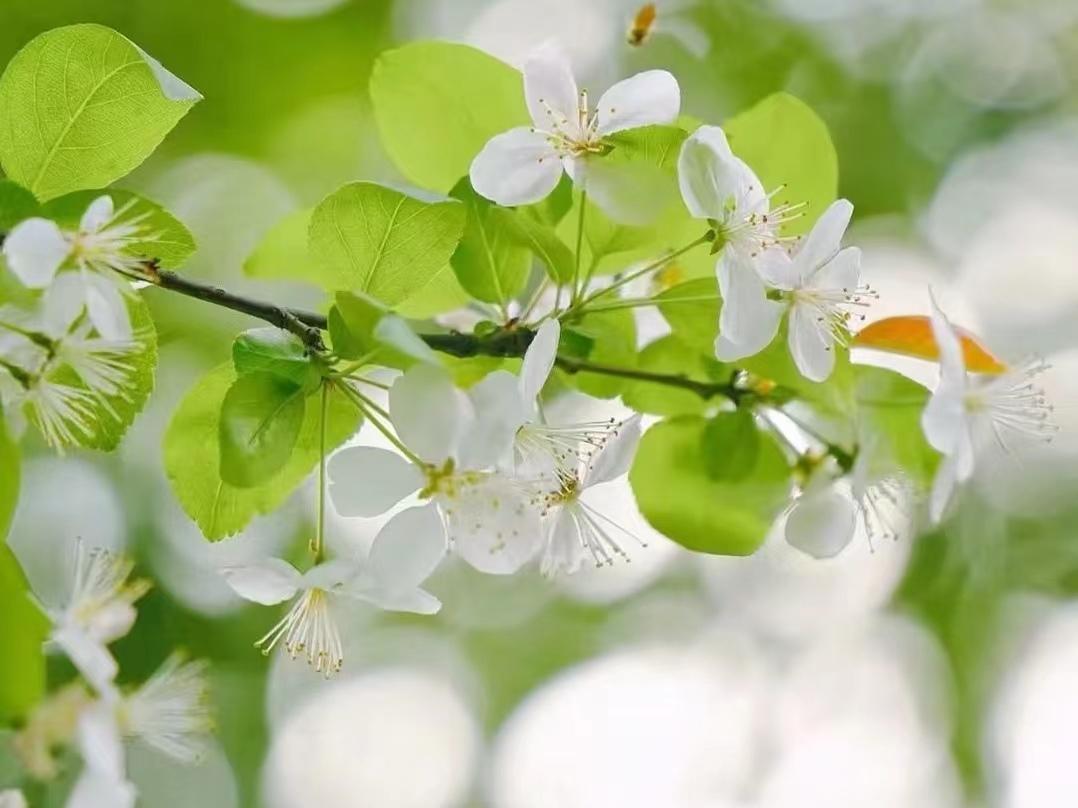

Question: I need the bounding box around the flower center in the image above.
[967,359,1058,449]
[514,417,620,485]
[256,588,343,678]
[532,90,608,159]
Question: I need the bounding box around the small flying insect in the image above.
[625,2,710,58]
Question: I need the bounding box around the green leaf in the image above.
[558,309,636,399]
[0,411,19,541]
[630,415,790,555]
[0,179,40,230]
[520,174,573,227]
[623,335,728,417]
[219,372,307,488]
[243,207,319,283]
[395,265,471,319]
[655,277,720,350]
[449,178,531,306]
[36,294,158,451]
[370,41,527,193]
[604,125,687,169]
[0,24,200,200]
[501,209,574,285]
[0,545,49,724]
[329,291,433,369]
[854,365,937,485]
[232,328,319,388]
[43,189,196,269]
[164,367,361,540]
[308,182,465,305]
[702,410,760,481]
[724,93,838,236]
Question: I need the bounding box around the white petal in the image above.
[2,218,68,288]
[585,414,641,487]
[52,626,118,692]
[66,770,136,808]
[373,315,438,363]
[928,291,967,384]
[220,558,302,605]
[921,386,969,456]
[810,246,861,293]
[753,245,800,290]
[714,252,784,361]
[85,603,137,645]
[353,586,441,615]
[327,445,424,517]
[521,320,560,403]
[444,477,541,575]
[788,301,835,382]
[301,558,361,591]
[41,272,87,336]
[81,271,132,341]
[792,198,853,280]
[389,364,473,464]
[523,42,580,133]
[594,70,680,136]
[785,488,858,559]
[470,127,563,208]
[367,503,447,590]
[80,196,115,234]
[464,370,527,469]
[540,507,584,577]
[929,452,960,524]
[76,702,124,778]
[677,125,762,221]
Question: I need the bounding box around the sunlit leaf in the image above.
[0,545,48,724]
[449,178,531,306]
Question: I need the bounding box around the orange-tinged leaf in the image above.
[853,316,1007,374]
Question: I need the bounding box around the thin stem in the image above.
[311,382,329,562]
[554,355,741,402]
[570,191,587,305]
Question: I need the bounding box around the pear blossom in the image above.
[222,505,447,675]
[2,195,149,340]
[0,791,27,808]
[537,414,644,575]
[44,541,150,692]
[469,42,680,220]
[467,320,629,484]
[716,199,872,382]
[329,365,544,575]
[921,295,1057,523]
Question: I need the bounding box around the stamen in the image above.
[256,589,343,678]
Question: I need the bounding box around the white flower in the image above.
[716,199,871,382]
[329,365,543,575]
[537,414,644,575]
[469,42,680,220]
[222,505,446,676]
[67,700,137,808]
[468,320,628,485]
[2,196,148,340]
[0,790,27,808]
[46,541,149,693]
[921,294,1057,523]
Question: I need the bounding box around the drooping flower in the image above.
[222,505,447,675]
[67,701,137,808]
[45,541,150,692]
[469,42,680,220]
[329,365,544,575]
[921,294,1057,522]
[2,196,148,340]
[536,414,645,576]
[717,199,873,382]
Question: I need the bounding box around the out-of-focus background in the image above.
[4,0,1078,806]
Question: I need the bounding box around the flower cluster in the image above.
[15,541,213,807]
[1,195,150,450]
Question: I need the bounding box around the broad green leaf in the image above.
[500,209,574,285]
[558,309,636,399]
[44,189,196,269]
[623,335,728,417]
[330,291,433,369]
[164,367,361,540]
[308,182,465,305]
[233,328,319,388]
[520,174,573,228]
[0,545,49,724]
[724,93,838,235]
[396,265,472,319]
[656,277,720,350]
[370,41,527,193]
[450,179,531,306]
[0,24,200,200]
[243,207,320,283]
[854,365,937,485]
[0,180,40,231]
[630,415,790,555]
[36,294,158,451]
[702,410,760,481]
[0,411,18,540]
[219,373,307,488]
